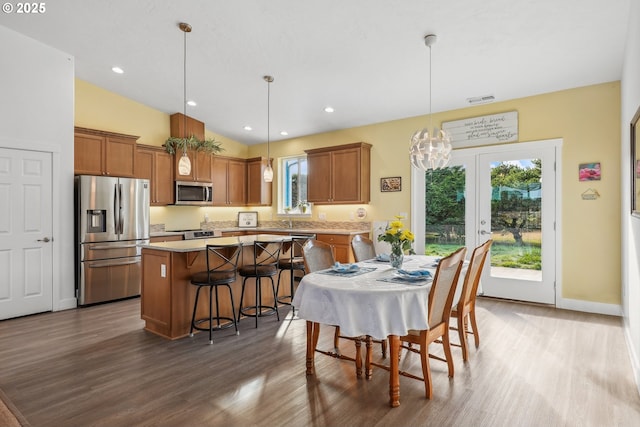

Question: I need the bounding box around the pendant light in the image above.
[263,75,274,183]
[409,34,452,171]
[177,22,192,176]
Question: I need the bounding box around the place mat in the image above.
[317,267,376,277]
[377,276,433,286]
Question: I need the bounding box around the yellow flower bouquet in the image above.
[378,216,415,267]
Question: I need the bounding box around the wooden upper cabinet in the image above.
[305,142,371,205]
[227,159,247,205]
[136,145,174,206]
[170,113,211,182]
[74,127,138,177]
[246,157,272,206]
[211,156,246,206]
[169,113,205,140]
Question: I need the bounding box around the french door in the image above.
[413,139,560,305]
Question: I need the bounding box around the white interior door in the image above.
[0,148,53,319]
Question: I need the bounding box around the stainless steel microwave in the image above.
[175,181,213,205]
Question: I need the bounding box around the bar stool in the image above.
[189,243,242,344]
[276,233,315,315]
[238,239,283,328]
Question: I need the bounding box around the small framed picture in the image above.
[578,162,601,181]
[380,176,402,192]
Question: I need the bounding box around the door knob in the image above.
[479,230,491,235]
[37,237,51,242]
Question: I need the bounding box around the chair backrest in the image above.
[351,234,376,262]
[282,233,316,261]
[428,246,467,329]
[455,240,493,312]
[252,239,283,268]
[302,239,335,273]
[205,243,242,282]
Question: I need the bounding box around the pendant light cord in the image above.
[267,78,270,162]
[183,26,187,155]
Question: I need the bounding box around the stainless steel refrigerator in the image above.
[75,175,150,306]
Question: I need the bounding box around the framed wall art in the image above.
[380,176,401,192]
[578,162,601,182]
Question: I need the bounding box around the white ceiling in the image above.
[0,0,631,145]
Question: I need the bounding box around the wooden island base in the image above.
[141,242,292,340]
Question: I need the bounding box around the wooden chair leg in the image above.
[469,309,480,348]
[458,312,468,362]
[442,330,455,378]
[333,326,341,355]
[381,338,387,358]
[365,336,373,379]
[420,342,433,399]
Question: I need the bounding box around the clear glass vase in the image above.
[389,248,404,269]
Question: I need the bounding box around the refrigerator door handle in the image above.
[118,183,124,234]
[113,183,119,235]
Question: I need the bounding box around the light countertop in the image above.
[141,233,292,253]
[150,227,369,238]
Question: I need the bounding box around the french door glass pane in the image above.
[489,158,542,281]
[424,166,466,256]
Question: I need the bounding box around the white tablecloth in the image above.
[292,255,442,340]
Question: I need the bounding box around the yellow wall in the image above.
[75,78,621,305]
[249,82,622,305]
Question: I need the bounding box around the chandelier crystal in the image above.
[409,34,452,171]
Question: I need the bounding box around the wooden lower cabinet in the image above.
[316,232,369,263]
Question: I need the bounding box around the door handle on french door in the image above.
[479,230,491,235]
[37,237,51,242]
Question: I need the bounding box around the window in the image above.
[278,155,308,214]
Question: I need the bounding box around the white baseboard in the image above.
[556,297,622,316]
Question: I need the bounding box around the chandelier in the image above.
[177,22,192,176]
[409,34,452,171]
[263,75,274,182]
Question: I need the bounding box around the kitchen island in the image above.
[140,234,291,340]
[141,229,370,340]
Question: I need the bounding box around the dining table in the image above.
[292,254,446,407]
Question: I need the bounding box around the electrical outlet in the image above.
[319,212,327,221]
[160,264,166,278]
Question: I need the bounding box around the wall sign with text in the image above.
[442,111,518,148]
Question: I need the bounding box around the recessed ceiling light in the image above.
[243,126,252,131]
[186,100,197,107]
[111,66,124,74]
[280,131,288,136]
[324,106,334,113]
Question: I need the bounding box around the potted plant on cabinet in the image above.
[163,135,224,155]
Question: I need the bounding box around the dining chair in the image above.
[366,246,466,399]
[351,234,377,262]
[238,239,283,328]
[189,243,242,344]
[301,239,373,377]
[350,234,388,359]
[276,233,316,315]
[450,239,493,361]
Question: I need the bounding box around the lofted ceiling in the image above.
[0,0,631,145]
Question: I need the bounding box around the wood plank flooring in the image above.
[0,297,639,427]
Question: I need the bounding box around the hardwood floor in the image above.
[1,297,639,426]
